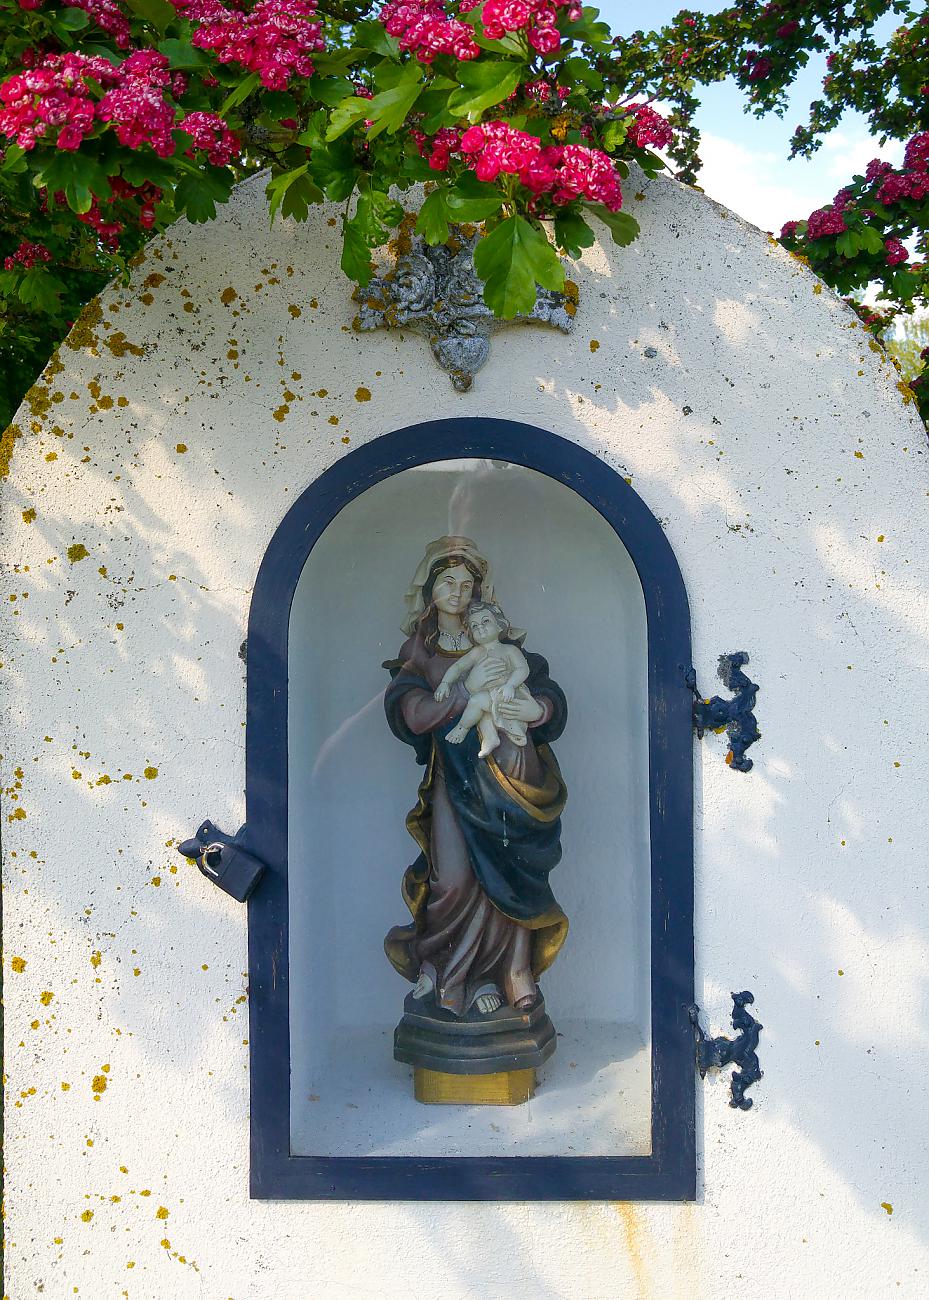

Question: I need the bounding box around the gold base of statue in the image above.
[414,1066,536,1106]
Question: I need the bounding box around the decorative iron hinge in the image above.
[685,651,760,772]
[177,820,266,903]
[688,991,763,1110]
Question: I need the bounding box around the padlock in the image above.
[177,820,266,902]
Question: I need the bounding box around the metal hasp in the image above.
[689,991,763,1110]
[685,651,760,772]
[352,226,576,392]
[177,820,266,903]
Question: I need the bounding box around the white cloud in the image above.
[695,129,906,234]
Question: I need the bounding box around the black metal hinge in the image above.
[689,991,763,1110]
[685,652,760,772]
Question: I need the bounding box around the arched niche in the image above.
[245,418,694,1200]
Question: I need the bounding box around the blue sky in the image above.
[596,0,905,232]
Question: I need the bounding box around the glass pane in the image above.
[288,458,651,1157]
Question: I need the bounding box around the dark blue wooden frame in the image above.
[246,418,695,1201]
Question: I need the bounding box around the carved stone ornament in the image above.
[352,226,577,391]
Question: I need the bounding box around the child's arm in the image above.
[434,647,478,701]
[500,647,530,701]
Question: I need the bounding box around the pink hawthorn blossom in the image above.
[884,238,909,266]
[460,121,623,210]
[97,50,177,156]
[0,52,118,152]
[179,111,241,166]
[381,0,479,63]
[174,0,325,90]
[3,240,51,270]
[623,103,673,150]
[805,206,847,239]
[63,0,132,47]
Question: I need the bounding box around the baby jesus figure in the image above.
[434,600,533,759]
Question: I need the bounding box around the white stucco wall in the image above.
[2,169,928,1298]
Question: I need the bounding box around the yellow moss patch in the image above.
[67,543,89,563]
[1,423,22,478]
[90,950,102,968]
[10,956,27,973]
[65,299,104,352]
[288,305,302,318]
[143,273,165,289]
[156,1206,169,1220]
[589,339,600,352]
[220,287,238,306]
[40,990,54,1006]
[104,332,144,358]
[91,1073,107,1095]
[22,508,36,523]
[355,387,371,402]
[81,1210,93,1222]
[175,443,187,454]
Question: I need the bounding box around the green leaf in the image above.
[355,188,404,243]
[261,91,299,119]
[858,226,885,255]
[341,220,374,284]
[835,231,858,258]
[559,7,613,48]
[447,61,522,121]
[175,168,233,223]
[308,137,358,201]
[313,48,368,76]
[118,154,180,188]
[583,204,640,247]
[53,8,90,29]
[600,117,629,154]
[473,216,564,318]
[401,151,436,182]
[328,63,423,142]
[35,152,111,215]
[1,143,26,175]
[553,210,596,259]
[219,72,261,117]
[634,148,667,179]
[157,38,208,70]
[308,76,356,108]
[415,188,452,245]
[126,0,176,30]
[365,64,425,139]
[445,173,504,222]
[326,97,369,141]
[266,165,324,222]
[17,268,65,313]
[352,19,400,59]
[415,79,459,133]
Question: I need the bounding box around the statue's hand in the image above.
[434,681,451,703]
[501,684,515,703]
[466,654,507,692]
[495,693,545,724]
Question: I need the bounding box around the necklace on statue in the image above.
[438,628,469,651]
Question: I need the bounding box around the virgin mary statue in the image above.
[383,537,568,1021]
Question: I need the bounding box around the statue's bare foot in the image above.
[446,724,467,744]
[475,992,503,1015]
[411,971,435,1000]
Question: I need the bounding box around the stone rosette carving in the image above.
[352,224,577,391]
